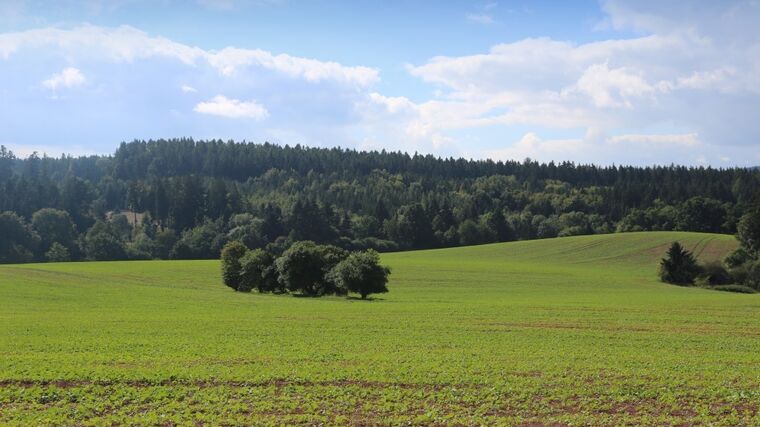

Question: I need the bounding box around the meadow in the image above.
[0,231,758,425]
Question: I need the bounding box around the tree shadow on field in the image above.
[288,294,384,301]
[291,293,322,298]
[346,296,383,302]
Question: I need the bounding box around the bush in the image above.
[710,284,756,294]
[741,260,760,290]
[659,242,701,285]
[327,250,390,299]
[698,261,733,286]
[724,247,751,269]
[220,241,247,291]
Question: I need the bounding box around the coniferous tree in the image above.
[659,242,701,285]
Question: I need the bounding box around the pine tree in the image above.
[659,242,701,285]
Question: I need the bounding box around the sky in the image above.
[1,0,759,166]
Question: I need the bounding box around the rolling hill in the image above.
[0,232,758,425]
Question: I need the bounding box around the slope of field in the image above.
[0,232,758,425]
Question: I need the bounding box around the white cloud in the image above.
[608,133,699,146]
[42,67,86,90]
[193,95,269,120]
[392,1,760,161]
[486,131,707,165]
[0,25,378,87]
[207,47,378,85]
[181,84,197,93]
[571,62,656,108]
[467,13,495,25]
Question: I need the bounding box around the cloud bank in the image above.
[0,1,759,166]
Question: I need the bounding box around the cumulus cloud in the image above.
[194,95,269,120]
[2,2,759,165]
[384,0,760,163]
[207,47,378,85]
[42,67,85,90]
[0,25,378,87]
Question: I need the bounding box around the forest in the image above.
[1,139,759,264]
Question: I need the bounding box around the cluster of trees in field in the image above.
[1,139,759,264]
[660,209,760,293]
[221,240,390,299]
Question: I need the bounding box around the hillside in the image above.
[0,232,758,425]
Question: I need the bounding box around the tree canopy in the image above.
[1,139,759,264]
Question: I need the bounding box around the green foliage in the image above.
[675,197,727,233]
[0,211,39,263]
[327,250,390,299]
[238,248,279,293]
[710,284,757,294]
[737,210,760,256]
[45,242,71,262]
[729,259,760,291]
[724,247,752,269]
[697,261,733,286]
[1,139,760,265]
[171,219,227,259]
[220,241,247,291]
[84,221,128,261]
[31,208,77,254]
[659,241,701,285]
[274,241,347,296]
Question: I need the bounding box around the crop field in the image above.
[1,231,759,425]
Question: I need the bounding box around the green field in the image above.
[1,231,758,425]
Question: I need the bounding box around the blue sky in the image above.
[1,0,759,166]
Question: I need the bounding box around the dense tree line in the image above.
[1,139,759,264]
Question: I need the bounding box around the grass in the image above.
[0,231,758,425]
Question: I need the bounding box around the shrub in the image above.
[723,247,751,269]
[740,260,760,290]
[220,241,247,291]
[710,284,756,294]
[698,261,733,286]
[327,250,390,299]
[659,242,701,285]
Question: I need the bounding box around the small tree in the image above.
[274,241,348,296]
[274,241,327,296]
[737,210,760,257]
[328,250,390,299]
[239,248,279,293]
[659,241,701,285]
[220,241,247,291]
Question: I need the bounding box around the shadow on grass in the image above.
[288,293,384,301]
